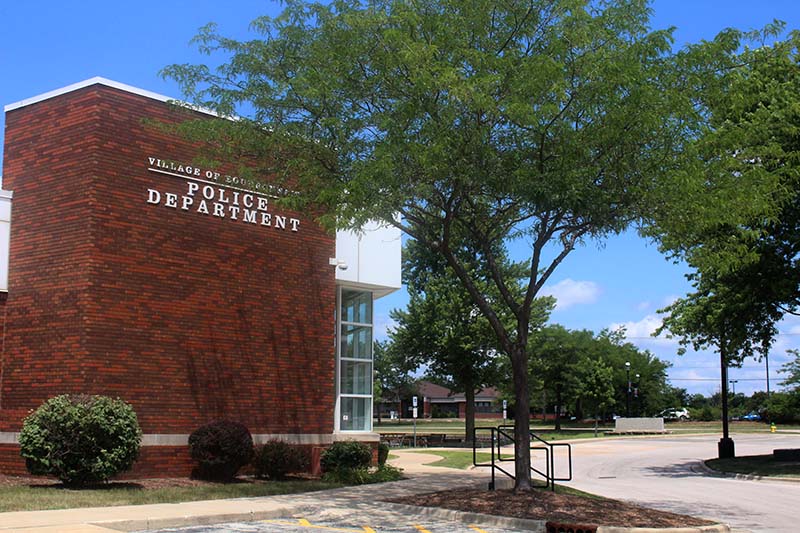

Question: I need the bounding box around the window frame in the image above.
[336,287,374,432]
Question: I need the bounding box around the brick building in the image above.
[418,381,504,419]
[0,78,400,476]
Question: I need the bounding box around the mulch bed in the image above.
[387,488,716,528]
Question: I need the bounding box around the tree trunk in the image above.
[464,386,476,447]
[510,345,532,491]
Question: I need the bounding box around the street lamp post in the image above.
[719,347,735,459]
[729,379,738,396]
[625,361,631,418]
[634,373,641,416]
[766,351,771,397]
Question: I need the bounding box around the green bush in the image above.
[253,440,309,480]
[377,443,390,466]
[189,420,254,481]
[19,394,142,487]
[765,392,800,424]
[692,405,721,422]
[322,464,403,485]
[320,441,372,473]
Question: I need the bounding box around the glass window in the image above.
[340,397,370,432]
[341,289,372,324]
[340,360,372,395]
[337,288,374,432]
[340,324,372,359]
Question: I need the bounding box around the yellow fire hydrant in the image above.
[771,422,777,433]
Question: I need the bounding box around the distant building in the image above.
[418,381,503,419]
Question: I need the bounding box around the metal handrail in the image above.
[474,424,573,491]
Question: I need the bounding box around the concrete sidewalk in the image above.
[0,451,492,533]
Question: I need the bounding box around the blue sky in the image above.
[2,1,800,397]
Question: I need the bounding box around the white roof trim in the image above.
[4,77,174,112]
[3,77,222,118]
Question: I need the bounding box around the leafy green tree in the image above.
[780,349,800,392]
[389,240,551,444]
[655,32,800,391]
[373,340,418,424]
[527,326,590,429]
[520,326,672,423]
[163,1,763,489]
[765,392,800,424]
[586,329,672,418]
[574,357,615,428]
[654,34,800,451]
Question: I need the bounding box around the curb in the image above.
[696,460,800,484]
[598,525,729,533]
[379,502,547,531]
[381,502,731,533]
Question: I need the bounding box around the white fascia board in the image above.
[336,279,400,299]
[4,77,221,118]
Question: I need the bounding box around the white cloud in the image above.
[609,314,677,346]
[662,294,680,307]
[636,301,651,312]
[540,279,601,310]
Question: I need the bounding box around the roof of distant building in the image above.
[417,380,500,403]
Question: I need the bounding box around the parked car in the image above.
[740,412,762,421]
[657,408,690,421]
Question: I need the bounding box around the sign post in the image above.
[502,399,508,422]
[412,396,418,447]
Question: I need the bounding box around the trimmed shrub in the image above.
[320,441,372,473]
[19,394,142,487]
[254,440,309,480]
[322,464,404,485]
[189,420,254,481]
[377,443,390,466]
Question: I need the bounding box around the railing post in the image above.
[489,428,495,490]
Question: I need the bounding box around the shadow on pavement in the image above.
[642,460,710,478]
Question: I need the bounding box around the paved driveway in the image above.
[564,432,800,533]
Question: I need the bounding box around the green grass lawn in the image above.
[406,450,494,469]
[0,479,341,513]
[705,454,800,478]
[404,450,605,500]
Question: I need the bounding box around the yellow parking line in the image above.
[469,526,489,533]
[413,525,432,533]
[261,518,374,532]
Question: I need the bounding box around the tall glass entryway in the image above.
[336,287,373,432]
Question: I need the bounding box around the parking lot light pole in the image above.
[729,379,738,396]
[719,347,735,459]
[625,361,631,418]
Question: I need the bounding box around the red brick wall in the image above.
[0,84,336,443]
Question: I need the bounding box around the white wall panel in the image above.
[335,220,401,297]
[0,189,12,292]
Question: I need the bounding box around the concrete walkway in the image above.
[0,451,491,533]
